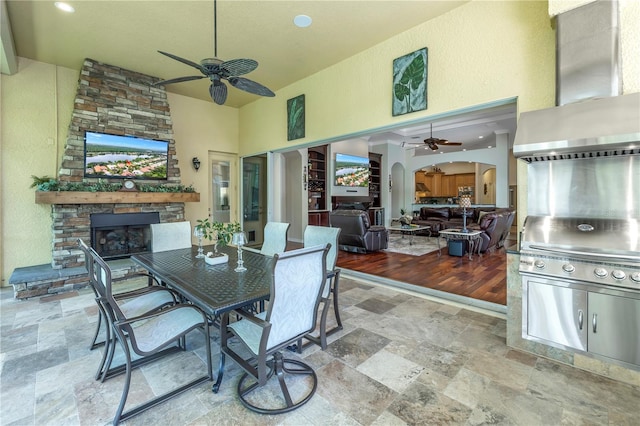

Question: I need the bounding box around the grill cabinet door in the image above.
[588,293,640,366]
[526,279,587,351]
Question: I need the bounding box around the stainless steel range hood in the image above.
[513,92,640,163]
[514,0,640,163]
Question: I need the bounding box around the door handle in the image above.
[578,310,583,330]
[592,313,597,333]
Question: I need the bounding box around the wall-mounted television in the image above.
[334,153,369,187]
[84,131,169,180]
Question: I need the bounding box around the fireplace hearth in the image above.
[91,212,160,260]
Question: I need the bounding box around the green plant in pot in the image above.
[399,208,413,228]
[195,218,241,250]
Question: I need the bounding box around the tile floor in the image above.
[1,275,638,425]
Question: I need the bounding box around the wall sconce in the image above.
[192,157,201,171]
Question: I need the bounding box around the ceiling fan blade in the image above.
[209,80,228,105]
[220,59,258,77]
[157,51,207,74]
[439,141,463,146]
[228,77,275,97]
[152,75,205,86]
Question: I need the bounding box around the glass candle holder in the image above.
[231,231,247,272]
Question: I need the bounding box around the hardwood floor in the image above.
[335,239,516,306]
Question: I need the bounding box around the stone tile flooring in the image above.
[1,275,638,425]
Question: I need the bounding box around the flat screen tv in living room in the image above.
[84,131,169,180]
[334,153,369,187]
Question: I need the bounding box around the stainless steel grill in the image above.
[520,215,640,368]
[519,216,640,290]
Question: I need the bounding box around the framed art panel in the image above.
[287,94,305,141]
[392,48,428,116]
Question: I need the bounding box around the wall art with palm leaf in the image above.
[287,94,305,141]
[392,48,428,116]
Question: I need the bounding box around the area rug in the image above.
[384,233,440,256]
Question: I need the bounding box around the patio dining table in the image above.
[130,244,273,392]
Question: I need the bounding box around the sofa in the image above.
[329,209,389,253]
[412,207,514,253]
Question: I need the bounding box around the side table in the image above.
[437,229,484,260]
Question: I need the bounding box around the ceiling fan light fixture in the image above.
[294,15,312,28]
[153,0,274,105]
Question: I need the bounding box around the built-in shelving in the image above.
[308,146,329,226]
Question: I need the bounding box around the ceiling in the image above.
[3,0,516,155]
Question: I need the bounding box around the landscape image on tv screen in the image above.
[84,131,169,179]
[334,153,369,187]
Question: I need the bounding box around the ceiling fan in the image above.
[152,0,275,105]
[403,123,463,151]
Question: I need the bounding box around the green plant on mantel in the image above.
[31,176,195,193]
[195,218,241,246]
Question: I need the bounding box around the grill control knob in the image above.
[594,267,608,278]
[611,270,626,280]
[630,272,640,283]
[534,260,545,269]
[562,264,575,273]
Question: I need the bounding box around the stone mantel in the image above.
[35,191,200,204]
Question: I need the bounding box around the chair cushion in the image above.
[131,306,205,353]
[228,311,268,355]
[118,290,175,318]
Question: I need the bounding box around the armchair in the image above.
[329,209,389,253]
[220,244,329,414]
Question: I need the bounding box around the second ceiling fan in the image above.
[404,123,463,151]
[152,0,275,105]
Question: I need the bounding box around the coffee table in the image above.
[387,225,431,245]
[438,229,484,260]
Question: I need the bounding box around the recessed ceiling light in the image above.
[478,135,484,139]
[55,2,75,12]
[488,145,492,148]
[294,15,312,28]
[463,149,467,152]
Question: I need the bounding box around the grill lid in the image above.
[521,216,640,260]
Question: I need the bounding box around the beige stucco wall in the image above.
[0,58,239,285]
[1,59,68,283]
[238,1,556,156]
[2,0,638,285]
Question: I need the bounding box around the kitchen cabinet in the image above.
[416,172,475,198]
[525,279,640,367]
[441,175,457,197]
[455,173,475,188]
[308,211,329,226]
[425,172,444,196]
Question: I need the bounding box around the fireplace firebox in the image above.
[90,212,160,260]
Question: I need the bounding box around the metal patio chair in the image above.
[245,221,290,256]
[78,239,179,381]
[87,247,212,425]
[150,221,192,252]
[220,244,329,414]
[298,225,343,351]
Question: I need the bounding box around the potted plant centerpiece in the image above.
[399,208,413,228]
[195,219,241,264]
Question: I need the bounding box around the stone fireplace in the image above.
[90,212,159,259]
[49,58,186,270]
[10,59,198,299]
